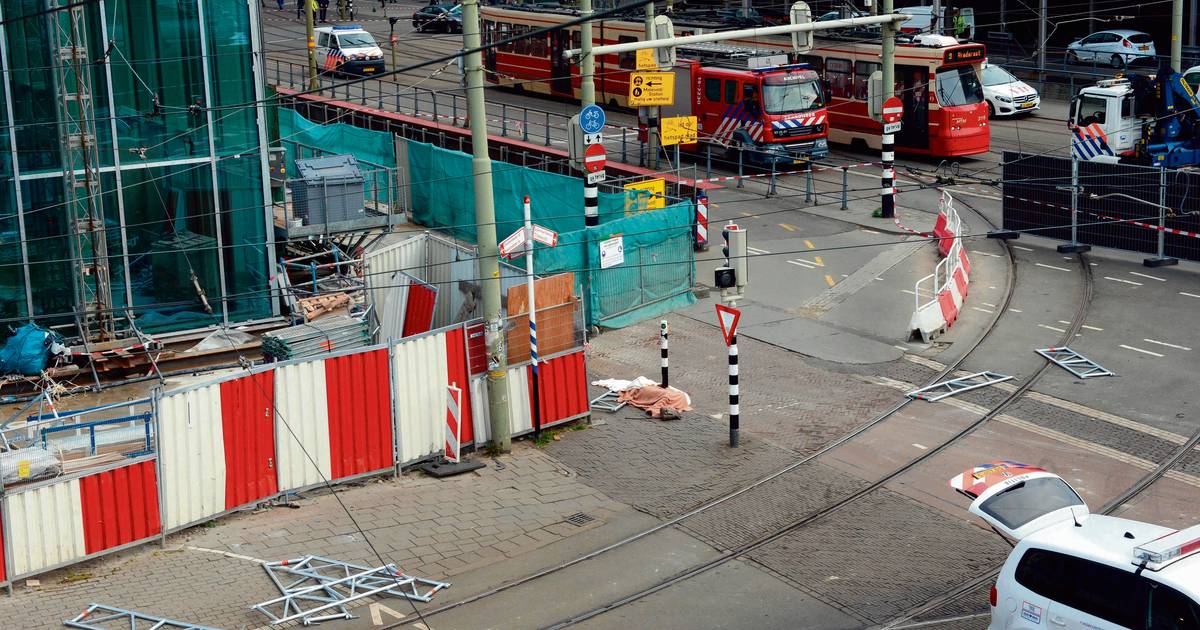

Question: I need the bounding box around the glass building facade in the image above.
[0,0,274,334]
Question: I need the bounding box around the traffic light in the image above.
[714,222,747,292]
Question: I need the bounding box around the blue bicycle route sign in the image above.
[579,104,605,134]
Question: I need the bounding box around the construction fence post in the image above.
[659,320,669,388]
[841,166,849,210]
[737,148,744,189]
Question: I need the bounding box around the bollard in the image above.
[841,166,849,210]
[805,162,814,204]
[501,104,508,136]
[728,332,739,448]
[737,148,744,189]
[413,87,419,116]
[621,128,628,163]
[432,93,439,126]
[706,144,712,181]
[523,109,529,142]
[768,158,777,197]
[544,112,551,146]
[659,321,669,388]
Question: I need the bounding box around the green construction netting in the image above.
[406,139,635,242]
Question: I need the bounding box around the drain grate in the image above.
[564,512,596,527]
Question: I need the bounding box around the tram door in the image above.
[897,65,930,150]
[550,30,572,96]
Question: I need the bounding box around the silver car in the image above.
[1066,29,1156,68]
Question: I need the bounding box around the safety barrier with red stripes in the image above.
[0,320,589,588]
[909,191,972,342]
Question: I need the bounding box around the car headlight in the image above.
[996,95,1012,103]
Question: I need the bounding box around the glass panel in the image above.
[935,65,983,106]
[0,53,27,321]
[978,477,1084,530]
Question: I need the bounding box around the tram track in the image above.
[373,182,1103,629]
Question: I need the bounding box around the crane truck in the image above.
[1069,67,1200,167]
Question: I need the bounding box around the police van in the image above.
[314,25,384,77]
[952,462,1200,629]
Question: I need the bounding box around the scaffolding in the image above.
[49,0,115,340]
[63,604,220,629]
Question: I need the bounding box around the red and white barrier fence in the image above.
[910,192,972,342]
[0,319,588,587]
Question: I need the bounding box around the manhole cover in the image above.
[564,512,596,527]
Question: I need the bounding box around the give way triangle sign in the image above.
[715,303,741,346]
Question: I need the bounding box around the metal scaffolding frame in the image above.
[63,603,220,629]
[252,555,449,625]
[1036,347,1114,379]
[906,371,1014,402]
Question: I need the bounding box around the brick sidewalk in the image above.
[0,445,622,629]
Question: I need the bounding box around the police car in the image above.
[314,25,384,77]
[952,462,1200,629]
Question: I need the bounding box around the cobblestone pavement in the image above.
[0,445,623,629]
[549,317,902,518]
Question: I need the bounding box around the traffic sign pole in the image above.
[729,332,739,448]
[523,196,543,439]
[880,98,902,220]
[881,0,896,219]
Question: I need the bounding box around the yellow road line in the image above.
[804,239,814,249]
[779,223,797,232]
[814,256,824,266]
[824,274,835,287]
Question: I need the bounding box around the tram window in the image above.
[514,26,529,55]
[725,79,738,103]
[705,78,721,102]
[618,35,637,69]
[797,54,823,74]
[572,30,581,52]
[855,61,880,100]
[482,21,492,45]
[826,58,852,99]
[499,23,511,52]
[530,31,547,57]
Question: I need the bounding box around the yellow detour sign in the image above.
[660,116,698,146]
[624,178,666,213]
[635,49,658,70]
[629,72,674,106]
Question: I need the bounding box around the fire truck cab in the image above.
[659,52,829,166]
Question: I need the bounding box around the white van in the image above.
[314,25,384,77]
[952,462,1200,629]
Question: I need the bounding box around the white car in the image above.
[952,462,1200,630]
[981,63,1040,117]
[1066,29,1156,68]
[314,25,385,77]
[1184,65,1200,92]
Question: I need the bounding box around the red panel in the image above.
[958,248,972,277]
[220,371,278,510]
[953,268,968,299]
[938,290,959,326]
[466,322,487,376]
[79,460,161,555]
[401,282,437,338]
[325,349,394,479]
[535,351,589,426]
[444,328,475,445]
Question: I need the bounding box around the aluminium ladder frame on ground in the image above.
[906,371,1015,402]
[63,603,221,629]
[1035,347,1114,378]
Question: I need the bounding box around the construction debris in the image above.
[261,316,370,361]
[297,292,353,322]
[184,328,256,353]
[0,446,60,484]
[64,603,220,630]
[252,555,449,625]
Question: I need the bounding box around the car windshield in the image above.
[1186,72,1200,92]
[982,65,1018,87]
[979,477,1085,530]
[1127,33,1153,44]
[936,65,984,106]
[337,33,376,48]
[1075,95,1108,124]
[762,75,823,114]
[447,5,461,14]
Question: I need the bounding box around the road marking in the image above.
[804,239,815,249]
[1009,308,1023,313]
[893,345,910,351]
[1180,292,1200,298]
[1036,263,1071,272]
[746,246,771,255]
[912,443,928,450]
[1090,262,1099,266]
[971,306,994,313]
[779,223,797,232]
[1063,257,1074,261]
[1119,344,1164,357]
[824,274,836,287]
[788,259,816,269]
[1143,338,1191,351]
[901,289,917,295]
[813,256,825,266]
[1012,245,1033,251]
[981,302,997,308]
[1129,271,1165,282]
[370,602,407,625]
[1081,324,1104,331]
[792,257,824,267]
[1105,276,1143,286]
[971,250,1002,258]
[861,229,881,234]
[1038,324,1067,333]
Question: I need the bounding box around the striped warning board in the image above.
[1071,123,1113,160]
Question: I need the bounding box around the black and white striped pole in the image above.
[584,181,599,227]
[715,303,741,448]
[659,320,669,388]
[880,97,903,219]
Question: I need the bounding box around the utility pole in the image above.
[580,0,599,226]
[462,0,511,452]
[1171,0,1183,70]
[931,0,941,35]
[306,0,318,89]
[881,0,895,219]
[644,0,658,170]
[1191,0,1197,47]
[1037,0,1047,78]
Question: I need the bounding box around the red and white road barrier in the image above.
[695,193,709,251]
[910,191,972,342]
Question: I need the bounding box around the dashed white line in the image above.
[747,247,772,255]
[1129,271,1166,282]
[1119,344,1164,358]
[971,250,1003,258]
[971,306,994,314]
[912,443,928,450]
[981,302,997,308]
[1182,292,1200,299]
[1036,263,1071,272]
[1081,325,1104,332]
[1012,245,1034,252]
[1039,324,1067,333]
[1009,308,1023,313]
[787,259,817,269]
[861,229,881,234]
[1105,276,1143,286]
[1143,338,1192,351]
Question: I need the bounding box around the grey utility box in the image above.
[289,154,365,225]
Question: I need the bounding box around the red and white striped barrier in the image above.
[695,193,709,251]
[910,192,972,342]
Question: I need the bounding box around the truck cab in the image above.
[667,58,829,166]
[1070,78,1140,161]
[1071,70,1200,167]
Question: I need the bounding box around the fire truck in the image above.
[655,49,829,165]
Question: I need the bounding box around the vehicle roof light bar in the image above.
[1132,524,1200,571]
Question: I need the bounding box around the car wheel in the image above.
[987,101,996,118]
[1066,51,1079,65]
[1111,54,1125,69]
